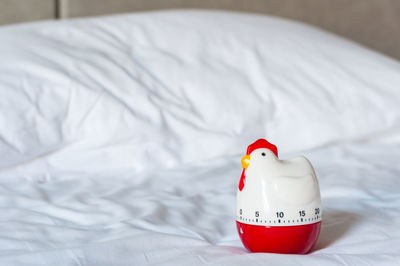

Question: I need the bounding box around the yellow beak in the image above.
[241,154,250,169]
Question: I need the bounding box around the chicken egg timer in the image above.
[236,139,321,254]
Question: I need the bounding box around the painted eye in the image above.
[261,152,266,156]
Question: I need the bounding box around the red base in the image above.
[236,221,321,254]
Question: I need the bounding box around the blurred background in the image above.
[1,0,400,60]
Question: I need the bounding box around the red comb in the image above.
[246,139,278,157]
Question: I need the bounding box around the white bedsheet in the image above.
[0,10,399,266]
[0,142,399,265]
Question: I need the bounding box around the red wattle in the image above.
[236,221,321,254]
[238,169,246,191]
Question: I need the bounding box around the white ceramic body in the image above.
[236,148,322,226]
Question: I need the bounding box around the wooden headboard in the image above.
[1,0,400,60]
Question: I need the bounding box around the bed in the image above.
[0,9,399,266]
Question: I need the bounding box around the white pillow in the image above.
[0,10,400,173]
